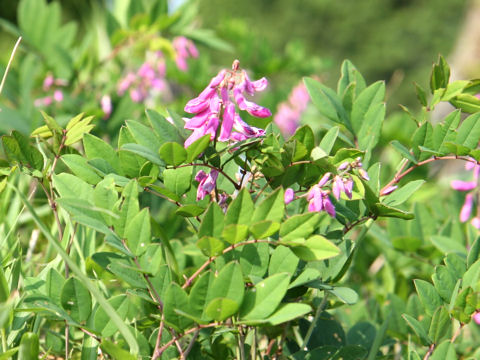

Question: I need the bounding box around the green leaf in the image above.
[432,266,457,302]
[188,271,213,321]
[414,279,443,317]
[264,303,312,326]
[357,103,385,151]
[430,340,456,360]
[390,140,418,164]
[337,59,366,97]
[319,126,339,156]
[283,235,340,262]
[240,242,270,277]
[304,77,350,130]
[414,82,428,106]
[269,245,299,276]
[175,204,205,217]
[328,287,359,305]
[292,125,315,153]
[402,313,431,346]
[45,268,64,305]
[430,55,450,93]
[126,119,162,153]
[198,202,224,238]
[411,122,434,160]
[100,340,137,360]
[209,262,244,301]
[145,109,184,143]
[125,208,151,256]
[374,203,414,220]
[17,332,39,360]
[351,81,385,134]
[159,142,187,166]
[164,283,194,331]
[61,154,102,184]
[0,267,9,303]
[197,236,224,257]
[186,134,210,162]
[455,112,480,149]
[383,180,424,206]
[225,188,254,226]
[467,237,480,268]
[53,173,94,201]
[65,116,94,146]
[428,307,450,343]
[240,273,290,320]
[83,133,120,171]
[222,224,249,244]
[205,297,240,321]
[430,235,466,255]
[450,93,480,113]
[2,131,44,171]
[252,188,285,223]
[60,277,92,322]
[163,167,192,196]
[279,213,321,242]
[121,143,164,166]
[249,220,280,239]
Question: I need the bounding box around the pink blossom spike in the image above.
[195,170,208,182]
[381,185,397,196]
[460,193,474,222]
[359,168,370,181]
[332,176,344,200]
[43,75,54,91]
[451,180,477,191]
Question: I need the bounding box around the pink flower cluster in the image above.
[274,81,310,137]
[34,74,67,107]
[195,169,218,200]
[451,160,480,228]
[117,52,167,103]
[183,60,271,147]
[284,157,369,218]
[173,36,199,72]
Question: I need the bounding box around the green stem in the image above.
[1,328,6,353]
[302,292,329,350]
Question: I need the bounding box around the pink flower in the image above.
[284,188,294,204]
[183,61,270,147]
[460,193,474,222]
[43,75,54,90]
[53,90,63,102]
[173,36,199,72]
[381,185,397,196]
[451,180,477,191]
[307,185,335,217]
[101,95,112,119]
[471,217,480,229]
[473,311,480,325]
[274,81,310,137]
[195,170,219,200]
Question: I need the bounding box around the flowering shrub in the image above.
[2,1,480,359]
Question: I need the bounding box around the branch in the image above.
[173,163,241,190]
[182,239,275,289]
[380,155,477,196]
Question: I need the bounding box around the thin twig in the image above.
[423,343,435,360]
[155,323,220,358]
[380,155,476,195]
[182,239,274,289]
[174,163,241,190]
[0,37,22,95]
[302,292,329,350]
[182,328,200,359]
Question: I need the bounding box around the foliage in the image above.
[0,0,480,359]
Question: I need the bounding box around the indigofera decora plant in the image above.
[3,54,480,360]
